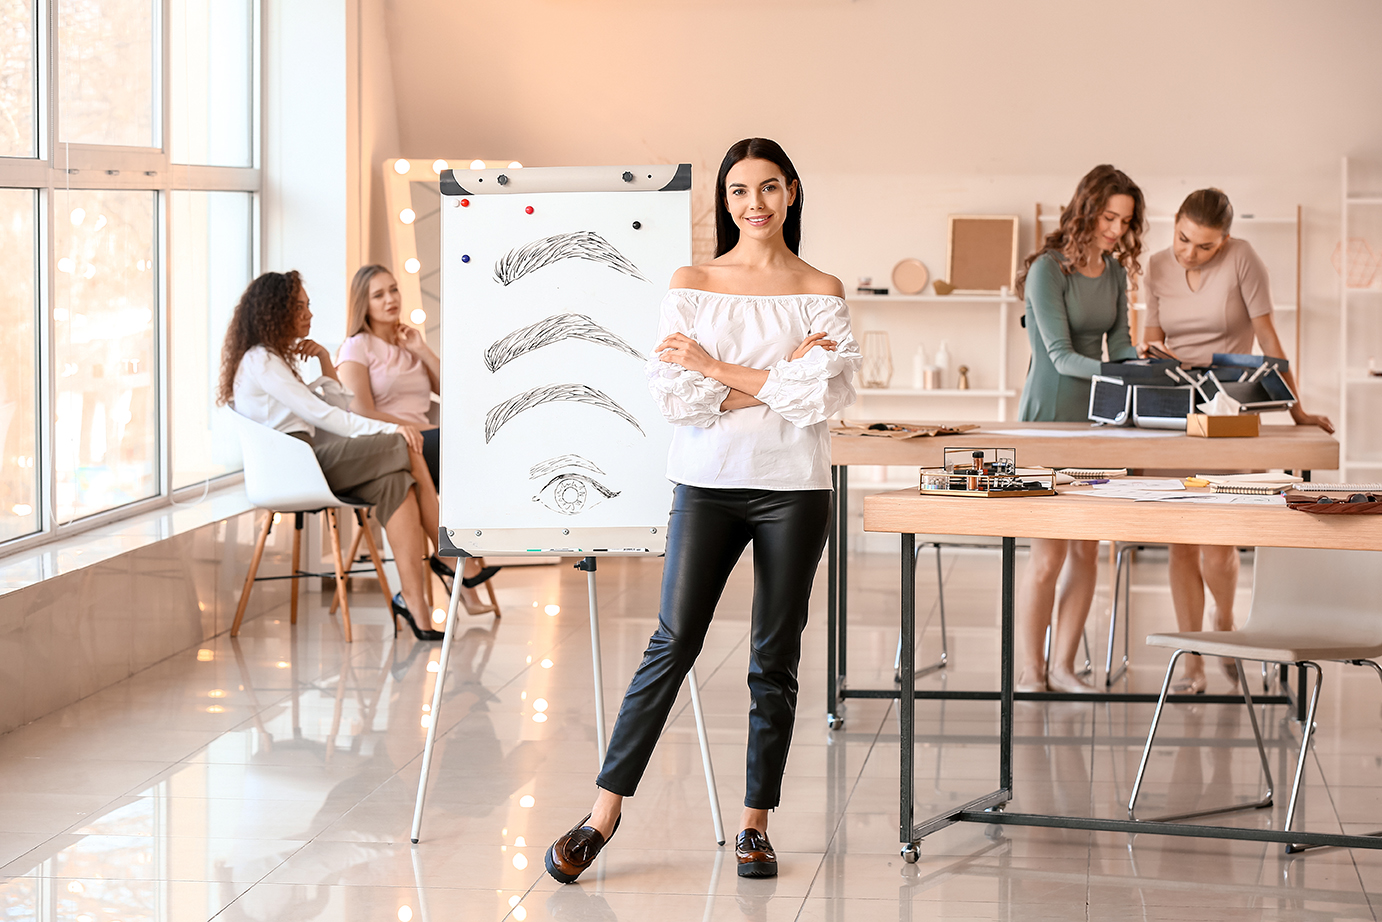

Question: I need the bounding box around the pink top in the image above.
[1144,237,1274,367]
[337,331,433,426]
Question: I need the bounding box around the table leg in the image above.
[899,531,916,854]
[827,465,841,729]
[838,466,849,701]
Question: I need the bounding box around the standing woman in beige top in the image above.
[1141,188,1333,693]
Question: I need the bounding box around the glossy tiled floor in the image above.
[3,544,1382,920]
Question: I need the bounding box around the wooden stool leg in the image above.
[327,509,353,642]
[290,512,303,624]
[356,509,395,634]
[330,518,366,615]
[231,511,275,637]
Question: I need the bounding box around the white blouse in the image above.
[233,345,398,440]
[645,289,860,491]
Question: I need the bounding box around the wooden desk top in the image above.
[831,421,1338,472]
[863,483,1382,551]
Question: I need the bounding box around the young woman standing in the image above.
[545,139,859,883]
[1141,188,1332,693]
[1015,164,1145,693]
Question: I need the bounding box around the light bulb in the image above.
[519,795,535,807]
[533,698,548,712]
[404,257,420,274]
[398,907,413,922]
[540,659,553,669]
[399,208,415,225]
[394,159,410,175]
[432,159,449,174]
[411,308,427,324]
[469,159,485,170]
[544,604,560,616]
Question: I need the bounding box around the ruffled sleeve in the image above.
[755,296,861,427]
[645,291,730,428]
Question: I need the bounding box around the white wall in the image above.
[377,0,1382,436]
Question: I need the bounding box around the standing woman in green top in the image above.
[1014,164,1145,693]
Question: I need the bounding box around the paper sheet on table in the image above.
[1091,478,1184,492]
[1065,489,1286,505]
[986,428,1179,439]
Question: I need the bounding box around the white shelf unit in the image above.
[1340,157,1382,479]
[1036,204,1304,375]
[846,292,1021,421]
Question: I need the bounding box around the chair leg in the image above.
[230,511,275,637]
[290,512,303,625]
[356,508,397,635]
[1129,650,1275,822]
[1283,661,1323,844]
[326,509,353,642]
[330,517,366,616]
[1106,543,1131,686]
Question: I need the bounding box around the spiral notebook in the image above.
[1197,473,1302,495]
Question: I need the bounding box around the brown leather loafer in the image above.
[735,828,777,878]
[545,813,619,884]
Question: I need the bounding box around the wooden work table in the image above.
[831,421,1339,471]
[823,422,1339,728]
[861,482,1382,860]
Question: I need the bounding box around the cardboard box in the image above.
[1186,413,1260,438]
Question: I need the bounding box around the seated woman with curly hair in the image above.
[217,269,447,640]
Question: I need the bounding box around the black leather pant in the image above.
[596,484,831,809]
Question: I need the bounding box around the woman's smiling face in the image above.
[724,157,797,243]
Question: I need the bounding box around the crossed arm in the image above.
[654,331,838,412]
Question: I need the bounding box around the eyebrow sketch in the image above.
[485,313,645,372]
[493,231,649,286]
[485,383,644,443]
[529,453,606,480]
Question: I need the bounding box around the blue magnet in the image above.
[461,254,470,263]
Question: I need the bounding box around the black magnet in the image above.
[632,221,641,230]
[497,174,509,185]
[622,171,634,182]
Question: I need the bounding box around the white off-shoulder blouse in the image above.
[645,288,860,491]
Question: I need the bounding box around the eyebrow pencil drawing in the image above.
[529,453,607,480]
[484,383,644,443]
[493,231,649,286]
[485,313,645,372]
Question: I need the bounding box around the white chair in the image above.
[1128,546,1382,851]
[228,411,393,642]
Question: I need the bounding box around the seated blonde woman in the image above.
[337,263,499,609]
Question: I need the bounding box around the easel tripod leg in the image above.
[688,664,726,846]
[410,563,465,844]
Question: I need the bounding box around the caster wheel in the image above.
[901,842,921,863]
[827,715,844,730]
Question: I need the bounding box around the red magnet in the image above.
[525,205,534,215]
[460,199,470,207]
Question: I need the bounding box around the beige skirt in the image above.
[292,430,415,524]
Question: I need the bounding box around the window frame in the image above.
[0,0,261,557]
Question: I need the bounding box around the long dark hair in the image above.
[1017,164,1146,296]
[714,138,803,257]
[217,270,305,405]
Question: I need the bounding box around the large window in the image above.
[0,0,259,551]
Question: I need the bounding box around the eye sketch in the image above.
[533,471,621,516]
[530,453,606,480]
[493,231,649,286]
[485,383,644,443]
[485,313,645,372]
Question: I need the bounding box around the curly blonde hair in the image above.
[216,270,305,406]
[1017,165,1146,296]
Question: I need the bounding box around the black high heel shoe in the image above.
[428,555,455,593]
[462,565,502,589]
[392,593,446,641]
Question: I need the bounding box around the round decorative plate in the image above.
[892,258,929,295]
